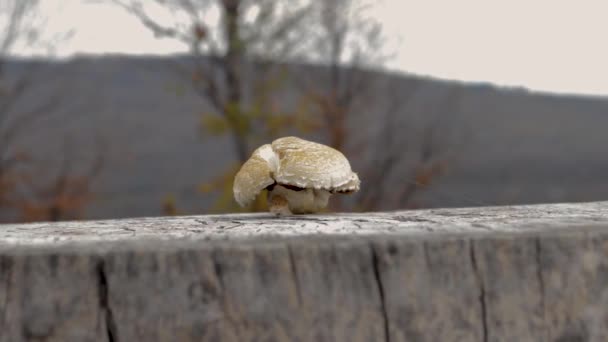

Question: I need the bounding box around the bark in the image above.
[1,201,608,341]
[221,0,248,163]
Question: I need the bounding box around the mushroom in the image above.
[233,136,360,215]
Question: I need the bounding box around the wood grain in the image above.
[0,201,607,341]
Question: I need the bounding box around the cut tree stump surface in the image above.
[1,201,608,341]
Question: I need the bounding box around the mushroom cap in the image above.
[271,136,359,191]
[233,144,277,207]
[232,136,360,207]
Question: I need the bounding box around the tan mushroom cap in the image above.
[233,136,360,207]
[233,144,276,207]
[271,136,359,191]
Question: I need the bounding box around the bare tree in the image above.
[283,0,391,211]
[0,0,47,212]
[356,84,462,211]
[113,0,317,212]
[16,137,106,222]
[299,1,462,211]
[0,0,103,222]
[113,0,312,163]
[114,0,456,213]
[301,0,386,152]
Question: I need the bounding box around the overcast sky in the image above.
[25,0,608,96]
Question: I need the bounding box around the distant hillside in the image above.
[3,55,608,220]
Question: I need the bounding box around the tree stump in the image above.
[1,201,608,341]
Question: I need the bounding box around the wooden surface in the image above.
[0,201,607,341]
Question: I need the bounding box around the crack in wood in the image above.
[1,202,608,340]
[392,215,439,224]
[370,243,390,342]
[535,237,548,340]
[211,250,225,291]
[97,260,117,342]
[279,217,331,225]
[469,241,488,342]
[286,245,302,308]
[0,256,12,334]
[422,241,432,270]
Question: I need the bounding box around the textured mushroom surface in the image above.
[232,144,277,206]
[270,137,359,191]
[233,136,360,214]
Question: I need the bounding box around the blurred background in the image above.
[0,0,607,223]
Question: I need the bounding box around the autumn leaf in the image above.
[201,113,230,135]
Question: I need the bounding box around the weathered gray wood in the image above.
[0,201,608,341]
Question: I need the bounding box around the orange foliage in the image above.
[162,194,180,216]
[16,173,97,222]
[0,145,103,223]
[414,161,447,188]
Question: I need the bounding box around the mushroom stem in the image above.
[268,193,292,216]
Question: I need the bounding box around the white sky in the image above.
[23,0,608,96]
